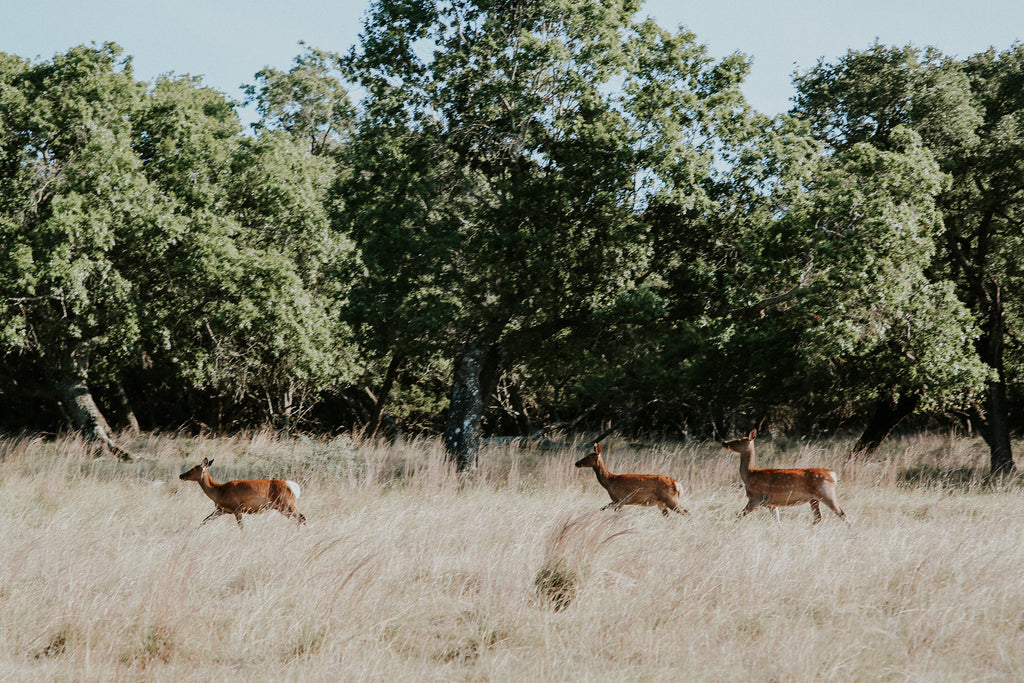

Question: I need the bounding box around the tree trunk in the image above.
[978,380,1014,477]
[444,329,502,472]
[366,354,402,439]
[114,380,141,437]
[977,283,1015,476]
[852,391,921,455]
[948,215,1016,476]
[57,341,132,461]
[506,380,531,436]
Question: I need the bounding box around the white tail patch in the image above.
[286,480,301,499]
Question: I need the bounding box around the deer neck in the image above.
[738,446,756,482]
[196,470,222,501]
[591,458,614,486]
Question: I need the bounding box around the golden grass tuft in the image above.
[0,431,1021,679]
[534,510,637,611]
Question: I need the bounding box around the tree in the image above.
[775,130,989,449]
[792,42,1024,474]
[951,45,1024,475]
[593,112,988,445]
[243,46,395,433]
[0,44,357,441]
[135,72,356,430]
[244,43,355,157]
[344,0,753,468]
[0,44,154,455]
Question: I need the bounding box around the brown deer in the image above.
[179,458,306,528]
[575,443,688,516]
[722,429,847,525]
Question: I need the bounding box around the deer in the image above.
[179,458,306,528]
[722,429,848,525]
[575,443,688,516]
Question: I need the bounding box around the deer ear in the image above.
[205,458,214,467]
[595,443,602,454]
[749,429,757,440]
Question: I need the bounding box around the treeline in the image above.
[1,1,1022,473]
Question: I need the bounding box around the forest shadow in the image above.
[898,466,986,490]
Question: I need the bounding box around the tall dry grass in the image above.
[0,431,1021,681]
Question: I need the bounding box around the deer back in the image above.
[745,467,837,506]
[214,478,298,513]
[603,472,680,505]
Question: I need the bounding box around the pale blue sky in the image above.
[2,0,1022,117]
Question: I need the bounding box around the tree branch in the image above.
[726,279,830,319]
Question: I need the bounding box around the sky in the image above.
[2,0,1023,118]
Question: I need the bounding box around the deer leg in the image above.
[659,495,689,516]
[815,484,849,524]
[810,500,823,525]
[822,498,849,524]
[664,493,687,515]
[282,507,306,525]
[738,497,759,519]
[234,512,245,528]
[200,509,224,526]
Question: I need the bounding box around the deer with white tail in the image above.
[179,458,306,528]
[575,443,688,516]
[722,429,848,525]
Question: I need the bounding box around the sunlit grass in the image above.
[0,431,1021,680]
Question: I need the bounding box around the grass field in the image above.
[0,431,1022,681]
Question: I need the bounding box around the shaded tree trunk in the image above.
[976,283,1015,476]
[947,214,1016,476]
[114,380,140,437]
[444,329,503,471]
[976,380,1014,477]
[506,380,531,436]
[366,354,402,439]
[58,341,131,461]
[852,391,921,455]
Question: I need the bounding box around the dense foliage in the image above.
[1,5,1021,473]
